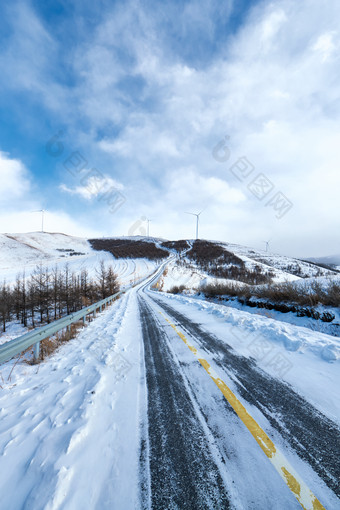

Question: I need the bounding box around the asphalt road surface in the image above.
[137,281,340,509]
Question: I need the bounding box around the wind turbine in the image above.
[146,218,152,237]
[263,239,271,252]
[32,209,46,232]
[185,210,203,240]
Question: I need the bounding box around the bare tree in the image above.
[0,261,121,334]
[0,281,11,332]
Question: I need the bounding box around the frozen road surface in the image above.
[0,266,339,509]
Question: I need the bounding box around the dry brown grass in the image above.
[151,268,167,291]
[28,320,86,364]
[89,238,167,259]
[168,285,187,294]
[200,280,340,308]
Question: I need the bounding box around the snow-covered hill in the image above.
[218,241,337,278]
[307,254,340,271]
[0,232,159,288]
[1,232,338,289]
[155,239,338,293]
[0,232,90,266]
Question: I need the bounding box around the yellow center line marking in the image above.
[160,312,326,510]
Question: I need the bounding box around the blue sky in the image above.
[0,0,339,257]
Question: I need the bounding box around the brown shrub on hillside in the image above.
[89,239,167,260]
[185,240,274,285]
[161,240,190,253]
[200,280,340,308]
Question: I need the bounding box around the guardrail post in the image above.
[33,341,40,361]
[83,315,86,325]
[94,309,96,318]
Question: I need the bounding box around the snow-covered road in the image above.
[0,263,339,509]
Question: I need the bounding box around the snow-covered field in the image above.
[0,232,160,288]
[0,233,339,508]
[293,272,340,290]
[0,268,338,508]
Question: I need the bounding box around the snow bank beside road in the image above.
[160,292,340,362]
[151,290,340,424]
[0,289,144,509]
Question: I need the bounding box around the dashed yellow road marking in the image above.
[160,312,326,510]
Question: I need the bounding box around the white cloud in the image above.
[0,151,31,202]
[0,151,103,238]
[91,0,340,256]
[0,209,101,238]
[165,168,245,207]
[0,145,129,238]
[2,0,340,256]
[60,174,124,200]
[0,3,67,112]
[312,31,337,62]
[260,8,287,43]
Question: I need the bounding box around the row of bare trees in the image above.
[0,261,119,333]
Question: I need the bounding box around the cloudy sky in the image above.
[0,0,339,257]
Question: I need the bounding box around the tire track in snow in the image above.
[138,296,232,509]
[150,295,340,501]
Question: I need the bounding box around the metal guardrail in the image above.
[0,255,173,366]
[0,285,132,365]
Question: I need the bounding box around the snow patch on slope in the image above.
[0,232,159,288]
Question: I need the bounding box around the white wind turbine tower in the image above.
[185,210,204,240]
[32,209,46,232]
[146,218,152,237]
[263,239,271,252]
